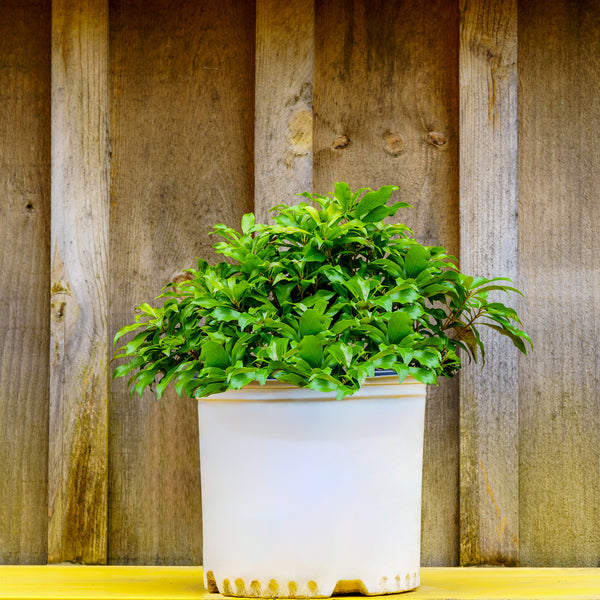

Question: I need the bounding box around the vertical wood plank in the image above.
[0,0,51,564]
[109,0,255,564]
[458,0,519,566]
[255,0,314,221]
[518,0,600,566]
[49,0,110,564]
[313,0,460,566]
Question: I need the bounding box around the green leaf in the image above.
[392,363,409,382]
[156,369,177,400]
[354,185,398,220]
[194,381,227,398]
[469,276,515,289]
[396,347,414,364]
[481,322,530,355]
[212,307,241,321]
[362,202,409,223]
[326,341,354,368]
[192,297,220,309]
[300,290,336,307]
[241,213,255,235]
[369,258,404,278]
[373,296,393,312]
[231,333,254,362]
[124,330,154,355]
[138,303,159,318]
[227,367,257,389]
[274,282,296,305]
[238,313,256,331]
[308,377,337,393]
[133,368,158,398]
[413,349,441,369]
[334,181,352,211]
[305,204,321,224]
[474,285,523,297]
[274,372,307,386]
[112,360,139,380]
[299,309,324,336]
[201,341,230,369]
[355,324,387,344]
[421,283,454,297]
[331,318,359,335]
[387,311,414,344]
[458,328,480,362]
[387,284,419,304]
[255,369,269,385]
[336,385,355,401]
[264,318,299,341]
[174,367,198,397]
[486,302,520,322]
[297,335,323,368]
[371,349,396,369]
[408,367,437,385]
[404,245,429,278]
[317,265,346,284]
[343,276,370,302]
[113,322,144,345]
[265,337,289,361]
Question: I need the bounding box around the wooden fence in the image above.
[1,0,599,567]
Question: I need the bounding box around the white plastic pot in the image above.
[198,374,426,598]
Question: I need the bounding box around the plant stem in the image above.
[452,308,484,342]
[442,291,472,332]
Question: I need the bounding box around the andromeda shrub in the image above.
[113,183,530,400]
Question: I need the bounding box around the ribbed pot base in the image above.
[205,570,420,597]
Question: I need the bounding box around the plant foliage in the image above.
[113,183,531,400]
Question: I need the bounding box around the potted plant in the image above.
[113,183,530,597]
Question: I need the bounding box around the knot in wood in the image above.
[332,134,351,150]
[384,132,405,156]
[171,271,194,289]
[50,280,72,323]
[51,299,66,322]
[287,108,313,156]
[427,131,447,148]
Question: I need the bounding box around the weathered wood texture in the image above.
[518,0,600,566]
[459,0,519,566]
[255,0,313,222]
[108,0,255,564]
[3,0,600,568]
[313,0,460,566]
[49,0,109,564]
[0,0,51,564]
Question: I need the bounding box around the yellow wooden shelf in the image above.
[0,566,599,600]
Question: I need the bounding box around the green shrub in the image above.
[113,183,530,401]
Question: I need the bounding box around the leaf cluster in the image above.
[113,183,531,400]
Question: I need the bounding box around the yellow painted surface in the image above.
[0,567,599,599]
[415,568,600,599]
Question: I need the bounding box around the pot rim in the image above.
[201,374,425,402]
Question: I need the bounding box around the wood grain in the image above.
[108,0,255,564]
[518,0,600,566]
[49,0,110,563]
[255,0,314,221]
[313,0,460,566]
[458,0,519,566]
[0,0,51,564]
